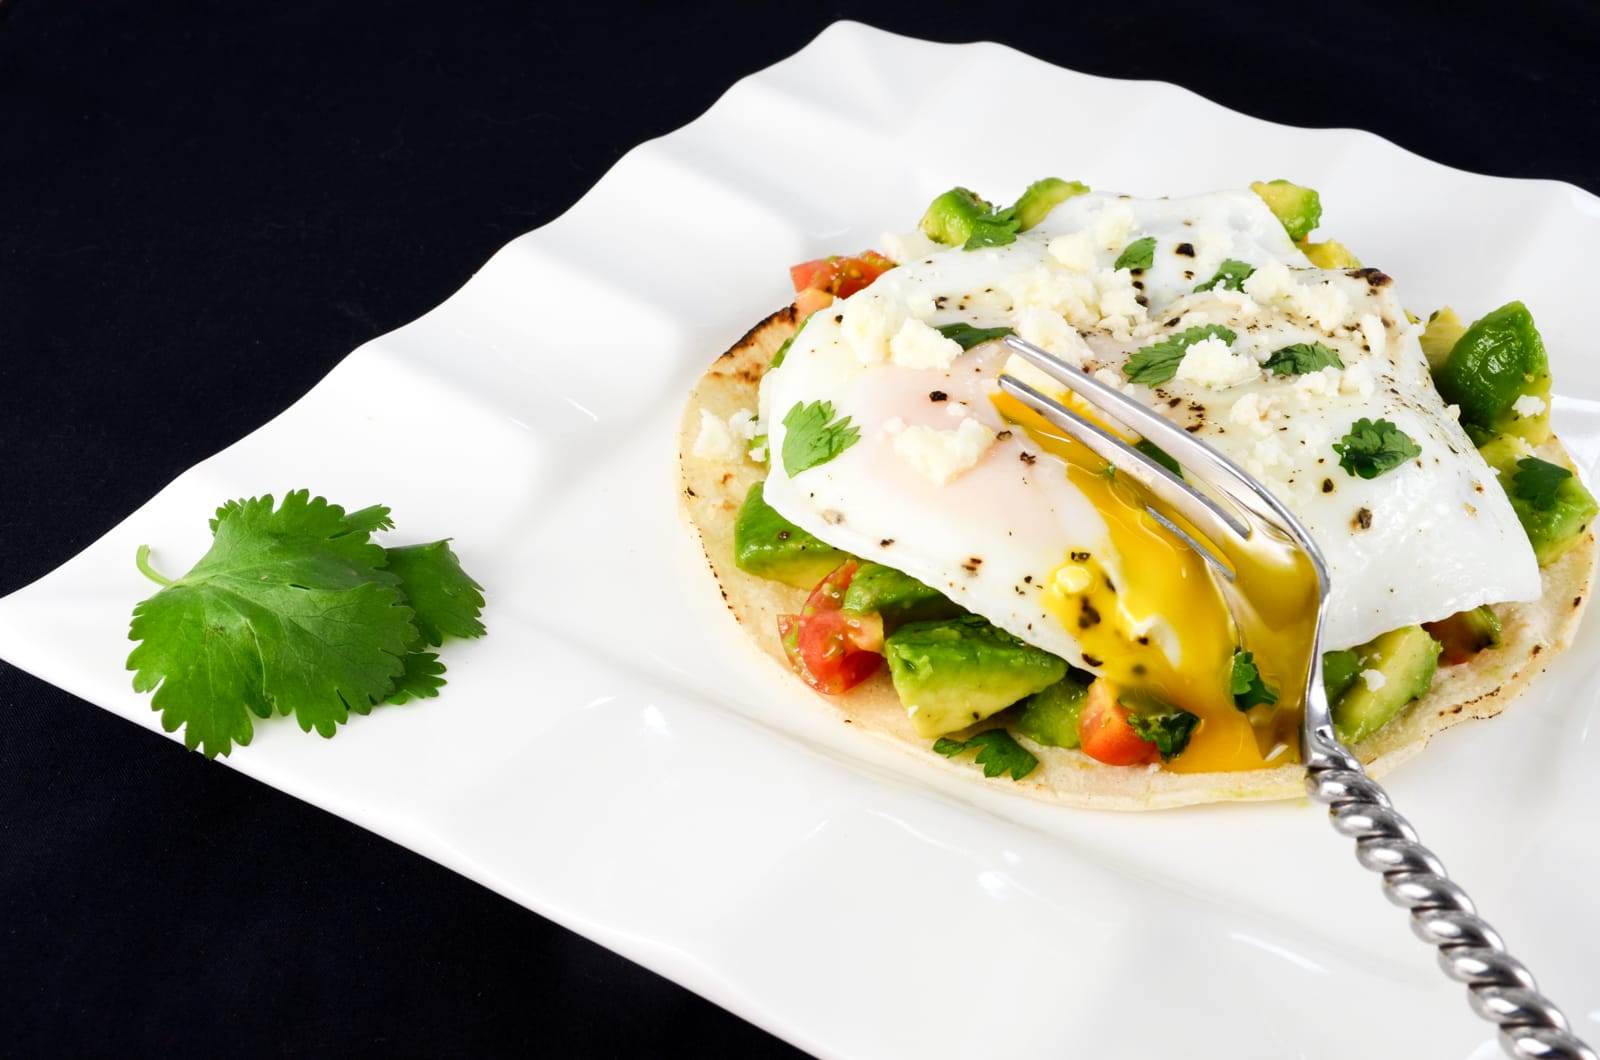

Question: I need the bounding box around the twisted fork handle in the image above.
[1306,759,1596,1060]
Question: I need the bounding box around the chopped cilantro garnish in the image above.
[769,312,812,371]
[963,206,1021,250]
[1333,418,1422,479]
[1263,341,1344,377]
[1126,709,1200,761]
[1230,650,1279,711]
[782,400,861,476]
[1113,236,1156,271]
[1512,456,1572,511]
[127,491,487,757]
[936,322,1013,350]
[1195,259,1255,292]
[1122,324,1237,386]
[1134,438,1182,477]
[933,729,1039,780]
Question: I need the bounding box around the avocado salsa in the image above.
[732,179,1595,782]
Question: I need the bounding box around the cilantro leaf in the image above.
[769,312,812,372]
[933,730,1039,780]
[1113,236,1156,271]
[1126,709,1200,761]
[1512,456,1572,511]
[1333,418,1422,479]
[1123,325,1237,387]
[384,541,486,645]
[1195,259,1255,293]
[1263,342,1344,377]
[962,206,1021,250]
[386,651,447,706]
[1230,649,1279,711]
[936,323,1013,350]
[782,400,860,476]
[127,492,415,757]
[1134,438,1182,477]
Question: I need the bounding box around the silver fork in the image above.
[999,334,1596,1060]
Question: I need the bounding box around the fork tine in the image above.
[997,373,1252,554]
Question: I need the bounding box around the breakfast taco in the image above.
[679,179,1596,809]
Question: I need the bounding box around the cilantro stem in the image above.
[135,545,174,587]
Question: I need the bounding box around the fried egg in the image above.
[758,191,1539,771]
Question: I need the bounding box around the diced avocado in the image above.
[1013,673,1091,749]
[839,562,961,631]
[732,480,850,589]
[1478,436,1599,565]
[884,616,1067,738]
[1011,177,1090,231]
[1332,626,1442,745]
[1321,648,1361,703]
[920,187,994,246]
[1251,179,1322,242]
[1432,302,1552,444]
[1423,606,1502,665]
[1299,239,1360,269]
[1419,307,1467,372]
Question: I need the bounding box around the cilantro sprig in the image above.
[936,322,1013,350]
[1123,324,1237,387]
[1230,650,1279,711]
[1195,259,1255,293]
[1113,236,1156,271]
[782,400,860,476]
[933,730,1039,780]
[1333,418,1422,479]
[1126,709,1199,761]
[127,491,486,757]
[1263,341,1344,377]
[1512,456,1572,510]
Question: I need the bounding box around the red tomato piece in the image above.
[788,251,894,298]
[1077,679,1159,766]
[777,561,884,695]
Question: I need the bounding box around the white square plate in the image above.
[4,22,1598,1058]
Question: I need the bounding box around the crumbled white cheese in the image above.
[1047,231,1096,272]
[749,445,767,463]
[879,229,941,265]
[1513,393,1547,418]
[1002,353,1066,395]
[839,296,907,366]
[1293,366,1342,398]
[945,400,971,418]
[1175,336,1258,390]
[1228,391,1279,436]
[888,318,963,371]
[1358,313,1388,359]
[1208,288,1261,320]
[890,417,997,485]
[1360,668,1387,692]
[1500,434,1538,460]
[1000,266,1098,328]
[1093,367,1126,391]
[1094,268,1145,333]
[1339,362,1376,399]
[1292,281,1352,333]
[692,408,744,461]
[1054,563,1093,593]
[1091,201,1138,250]
[905,292,938,320]
[1243,261,1297,303]
[1013,306,1090,367]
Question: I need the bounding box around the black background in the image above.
[4,1,1597,1055]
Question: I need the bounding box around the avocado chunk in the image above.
[1423,606,1502,665]
[1331,626,1442,745]
[839,562,961,631]
[1321,648,1362,703]
[1013,672,1091,749]
[1478,436,1598,565]
[884,616,1068,738]
[1011,177,1089,231]
[920,187,995,246]
[1251,179,1322,242]
[732,480,851,589]
[1433,302,1551,444]
[1419,307,1467,372]
[1299,239,1360,269]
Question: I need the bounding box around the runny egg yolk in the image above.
[995,390,1318,773]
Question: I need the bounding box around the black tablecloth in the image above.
[4,1,1596,1054]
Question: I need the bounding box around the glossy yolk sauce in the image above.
[994,391,1320,773]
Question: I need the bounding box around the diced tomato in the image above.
[789,251,895,299]
[777,561,884,695]
[1077,678,1159,766]
[793,287,834,317]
